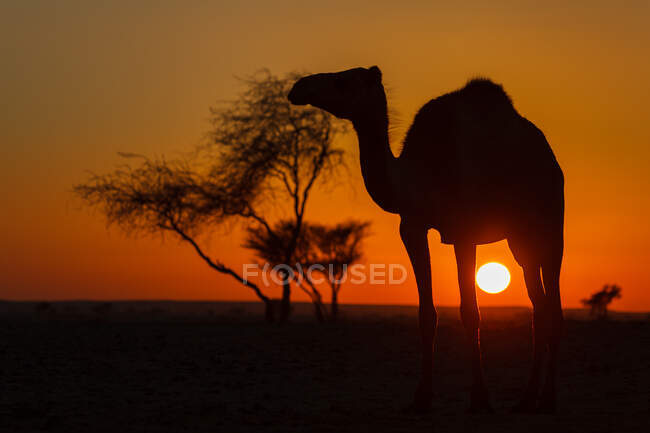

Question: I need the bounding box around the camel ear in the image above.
[368,66,382,84]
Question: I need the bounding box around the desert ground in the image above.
[1,301,648,432]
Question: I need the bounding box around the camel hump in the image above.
[460,78,514,109]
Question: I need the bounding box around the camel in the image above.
[288,66,564,413]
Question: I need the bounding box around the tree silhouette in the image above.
[202,70,346,321]
[243,220,327,322]
[244,219,370,322]
[307,221,370,320]
[74,70,346,322]
[581,284,622,319]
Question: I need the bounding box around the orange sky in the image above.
[1,1,649,310]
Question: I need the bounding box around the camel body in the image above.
[395,79,564,245]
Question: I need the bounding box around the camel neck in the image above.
[352,105,400,214]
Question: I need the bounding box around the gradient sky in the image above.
[1,1,649,310]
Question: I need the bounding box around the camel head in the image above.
[288,66,384,120]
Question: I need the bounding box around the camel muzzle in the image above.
[287,81,309,105]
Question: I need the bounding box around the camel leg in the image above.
[539,242,563,413]
[454,243,492,413]
[400,219,436,412]
[513,263,550,412]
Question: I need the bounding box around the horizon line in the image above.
[1,299,647,314]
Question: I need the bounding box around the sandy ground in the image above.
[1,301,648,432]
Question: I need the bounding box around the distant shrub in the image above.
[582,284,621,319]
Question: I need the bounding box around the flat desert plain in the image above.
[1,301,648,432]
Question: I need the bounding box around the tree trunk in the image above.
[331,288,339,321]
[264,298,277,323]
[280,274,291,323]
[313,299,325,323]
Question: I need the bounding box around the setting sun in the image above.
[476,262,511,294]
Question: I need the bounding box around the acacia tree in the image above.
[74,70,346,322]
[243,220,327,322]
[307,221,370,320]
[244,219,370,321]
[204,70,346,321]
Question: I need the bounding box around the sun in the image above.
[476,262,511,294]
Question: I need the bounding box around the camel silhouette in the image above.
[289,66,564,413]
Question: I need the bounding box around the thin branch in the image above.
[241,208,278,241]
[170,221,269,303]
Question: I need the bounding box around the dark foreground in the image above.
[1,301,648,432]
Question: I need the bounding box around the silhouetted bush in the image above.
[244,220,370,322]
[308,221,370,320]
[244,220,327,322]
[582,284,622,319]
